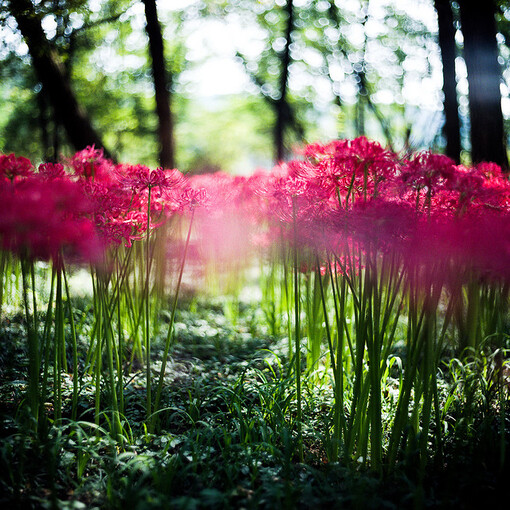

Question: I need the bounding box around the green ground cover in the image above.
[1,292,509,509]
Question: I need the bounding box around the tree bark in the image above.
[142,0,175,169]
[458,0,508,168]
[434,0,461,163]
[274,0,294,163]
[8,0,110,157]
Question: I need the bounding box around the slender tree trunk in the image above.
[458,0,508,168]
[142,0,175,169]
[354,2,369,139]
[434,0,461,163]
[274,0,295,163]
[8,0,110,157]
[36,89,51,160]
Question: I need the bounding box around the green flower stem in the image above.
[316,253,344,461]
[55,266,64,423]
[152,209,195,428]
[116,285,124,416]
[292,198,303,462]
[329,255,347,457]
[0,251,6,314]
[93,272,102,426]
[21,257,39,430]
[62,262,79,421]
[466,278,480,351]
[100,276,121,441]
[344,250,367,462]
[145,185,153,422]
[40,265,56,433]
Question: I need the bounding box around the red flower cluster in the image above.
[1,139,509,283]
[72,152,198,248]
[257,138,510,282]
[0,170,100,264]
[0,148,204,264]
[0,153,33,182]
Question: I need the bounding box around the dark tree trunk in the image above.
[36,89,51,161]
[434,0,461,163]
[8,0,110,157]
[458,0,508,168]
[142,0,175,169]
[274,0,294,163]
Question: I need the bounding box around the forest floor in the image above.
[1,295,509,509]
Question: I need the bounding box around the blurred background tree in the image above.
[433,0,460,163]
[4,0,113,160]
[0,0,509,172]
[457,0,508,168]
[142,0,175,168]
[235,0,305,162]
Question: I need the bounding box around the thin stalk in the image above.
[145,186,153,422]
[305,267,324,376]
[368,252,384,472]
[62,262,79,421]
[332,254,355,363]
[30,262,38,341]
[330,259,347,447]
[153,210,195,426]
[84,265,99,375]
[292,198,303,462]
[345,248,368,462]
[100,276,122,441]
[21,257,39,430]
[418,303,436,478]
[40,265,56,431]
[466,278,480,351]
[317,254,344,461]
[280,226,293,357]
[116,285,125,415]
[316,254,335,377]
[387,270,428,469]
[93,275,102,426]
[55,267,64,423]
[0,251,6,314]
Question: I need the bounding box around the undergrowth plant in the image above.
[0,139,509,486]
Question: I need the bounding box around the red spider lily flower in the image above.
[260,169,330,224]
[120,165,184,193]
[406,213,510,285]
[400,151,457,191]
[397,152,457,214]
[395,159,510,218]
[466,212,510,281]
[0,153,33,182]
[348,198,417,253]
[298,137,400,209]
[38,162,66,180]
[469,162,510,212]
[68,145,113,181]
[82,164,187,248]
[87,182,139,247]
[94,213,136,247]
[0,176,102,264]
[179,186,210,211]
[448,165,487,214]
